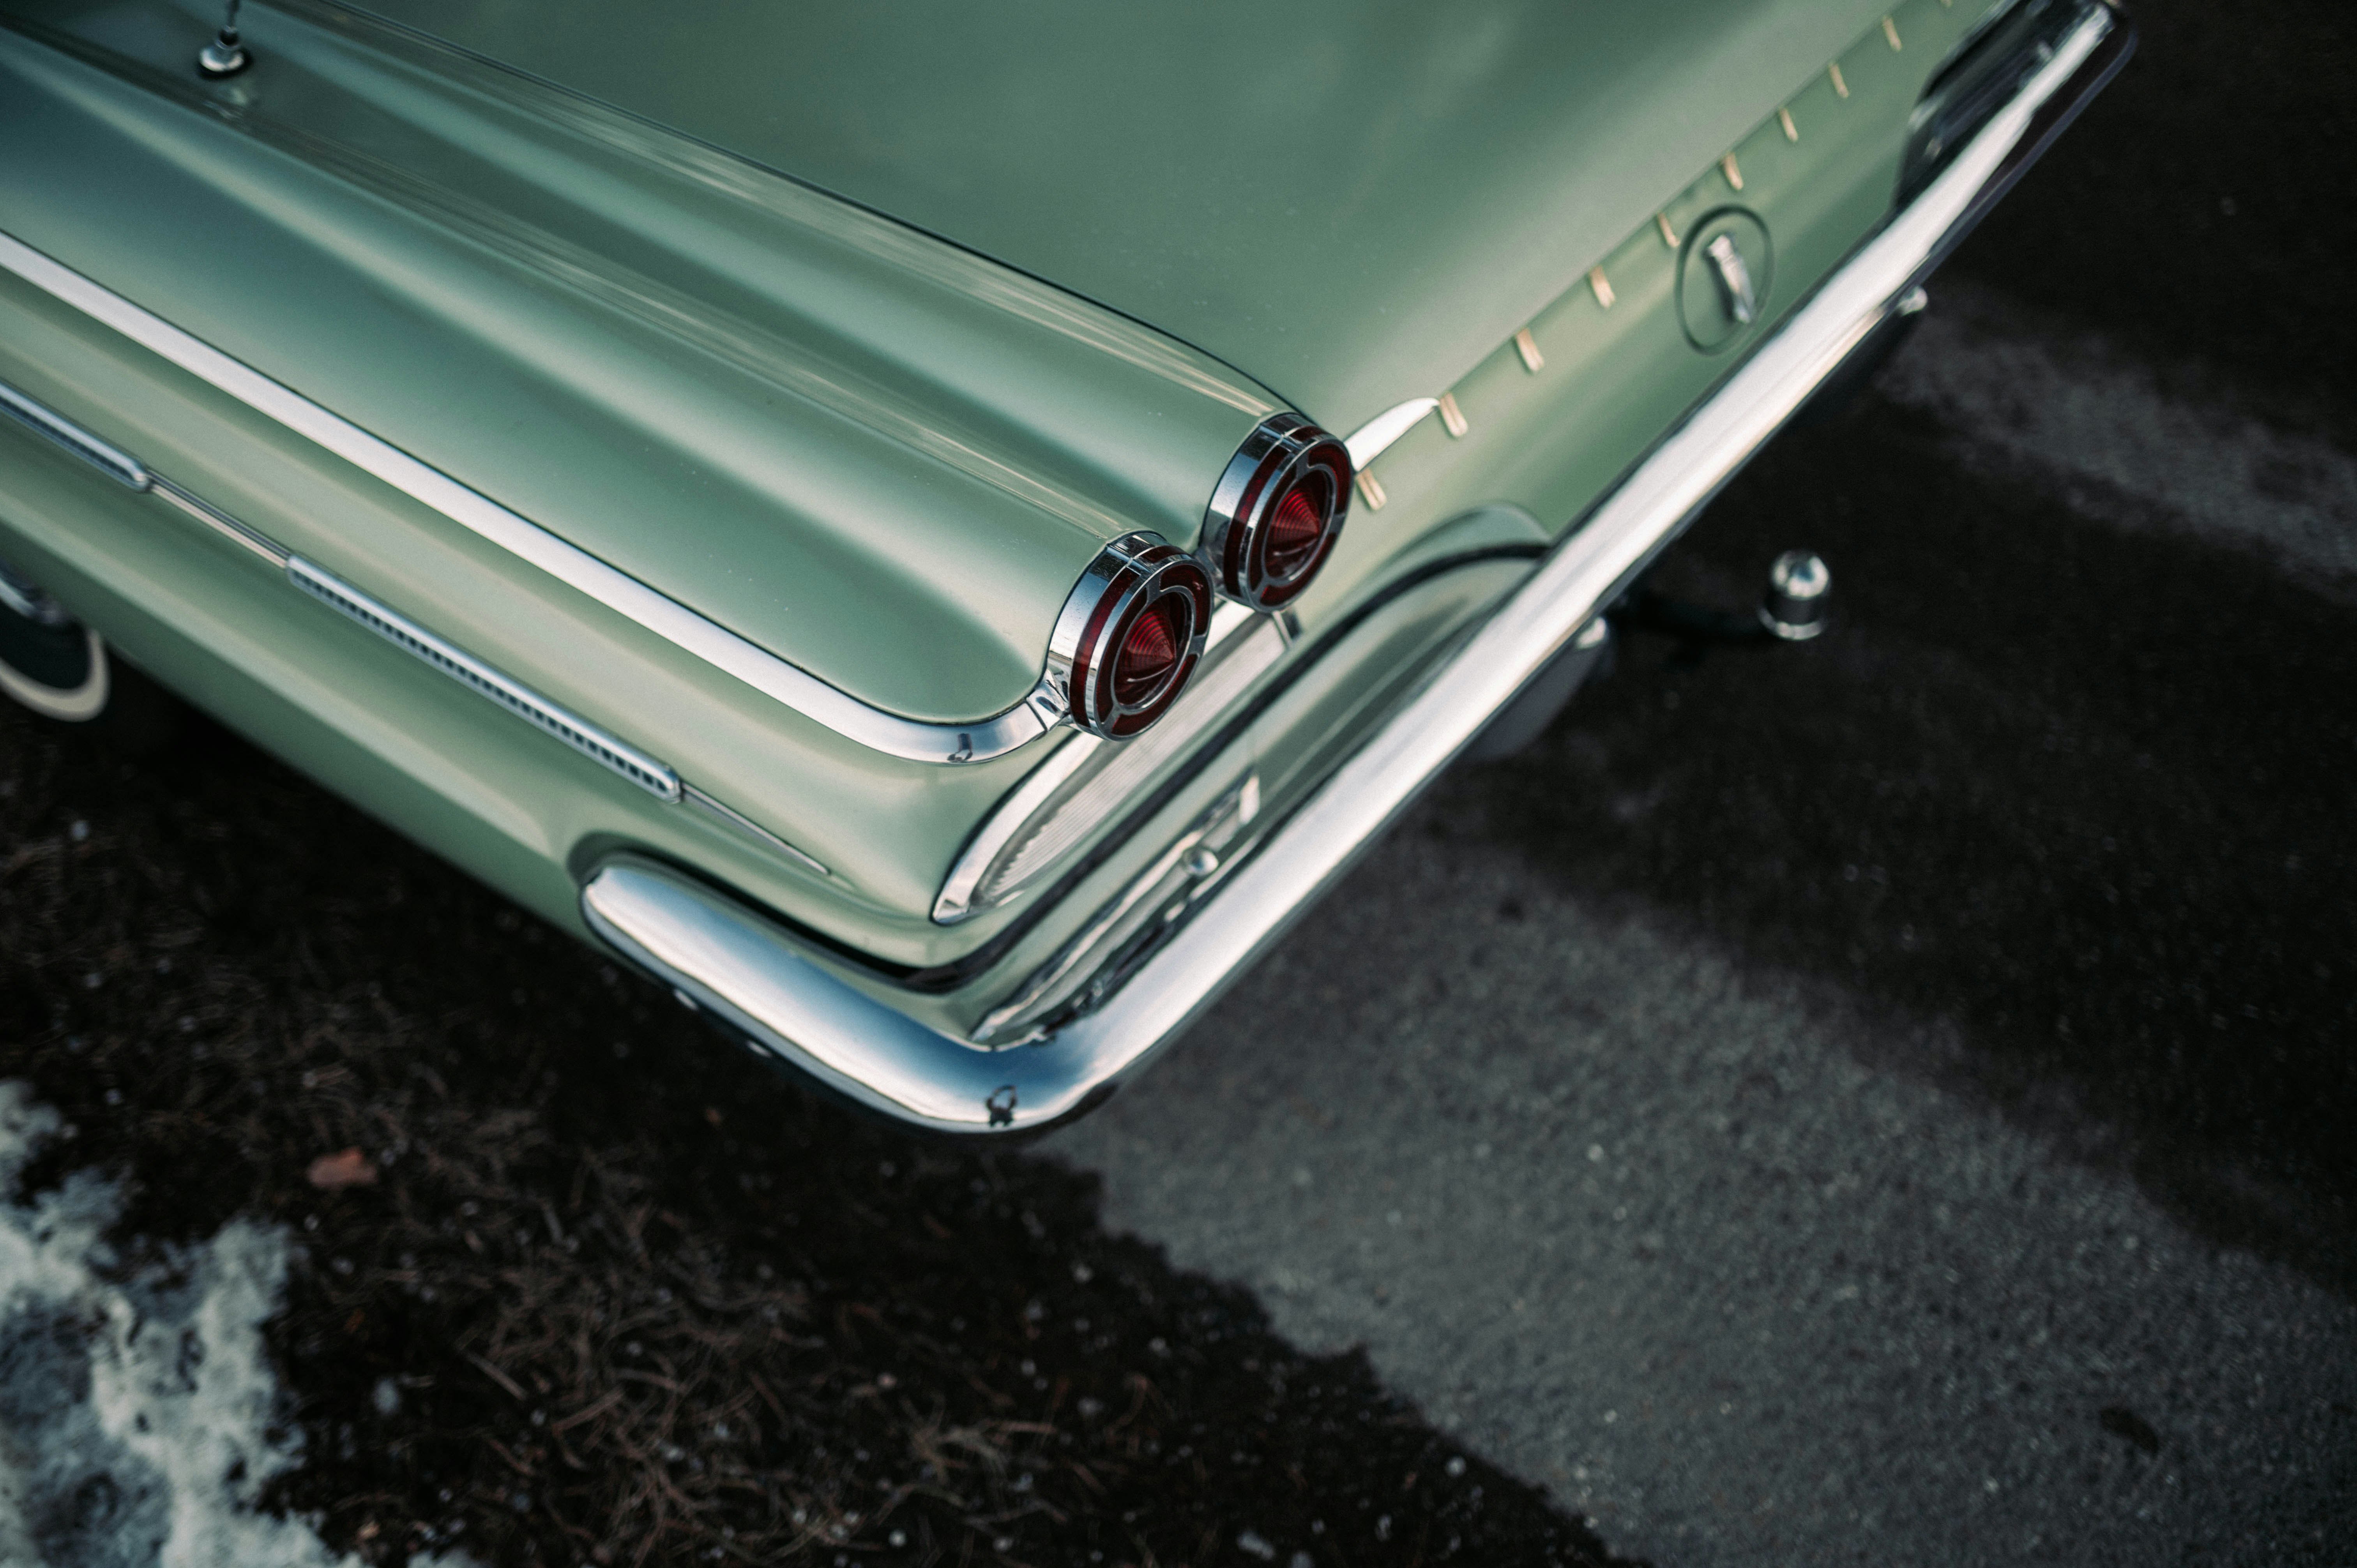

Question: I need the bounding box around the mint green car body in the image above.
[0,0,2111,1120]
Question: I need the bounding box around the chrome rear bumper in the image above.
[582,7,2131,1134]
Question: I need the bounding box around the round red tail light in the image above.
[1112,597,1183,706]
[1050,533,1213,739]
[1201,413,1353,611]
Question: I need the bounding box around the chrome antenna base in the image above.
[1758,549,1831,641]
[196,32,249,76]
[196,0,249,77]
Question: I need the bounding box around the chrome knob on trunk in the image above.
[1758,550,1831,641]
[196,0,251,77]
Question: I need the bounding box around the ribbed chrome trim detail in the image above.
[287,554,683,802]
[0,375,147,489]
[0,231,1064,765]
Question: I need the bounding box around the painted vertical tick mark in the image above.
[1588,267,1616,309]
[1656,213,1681,249]
[1437,393,1468,438]
[1357,471,1388,511]
[1721,153,1744,192]
[1779,106,1799,141]
[1883,16,1902,49]
[1514,328,1544,373]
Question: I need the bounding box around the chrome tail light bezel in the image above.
[1048,532,1213,740]
[1200,413,1353,611]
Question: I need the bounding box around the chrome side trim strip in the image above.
[287,554,684,803]
[580,4,2129,1134]
[1343,398,1439,471]
[148,474,289,566]
[681,785,830,877]
[0,231,1062,765]
[0,371,827,854]
[0,373,283,567]
[0,375,147,489]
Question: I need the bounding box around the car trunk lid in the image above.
[344,0,1909,431]
[0,2,1280,727]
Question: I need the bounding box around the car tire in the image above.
[0,562,110,722]
[0,559,192,754]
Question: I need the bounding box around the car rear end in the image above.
[0,0,2130,1131]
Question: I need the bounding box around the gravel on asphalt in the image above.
[0,710,1626,1568]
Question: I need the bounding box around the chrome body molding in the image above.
[931,734,1102,924]
[0,374,147,490]
[932,602,1281,925]
[0,230,1070,766]
[148,474,289,566]
[1343,398,1439,471]
[0,373,831,857]
[287,554,684,803]
[2,371,288,570]
[578,4,2131,1134]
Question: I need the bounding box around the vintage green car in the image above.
[0,0,2126,1131]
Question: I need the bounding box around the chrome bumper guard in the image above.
[582,7,2131,1134]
